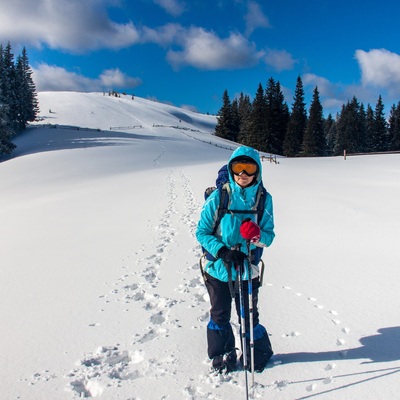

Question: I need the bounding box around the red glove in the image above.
[240,219,261,243]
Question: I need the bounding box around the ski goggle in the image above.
[231,161,258,176]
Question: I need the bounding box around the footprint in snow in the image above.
[283,331,300,338]
[274,380,290,390]
[67,346,143,398]
[150,311,166,325]
[306,383,318,392]
[123,283,139,291]
[325,363,336,371]
[134,326,169,344]
[135,328,158,344]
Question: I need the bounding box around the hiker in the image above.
[196,146,275,373]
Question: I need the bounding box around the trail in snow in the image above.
[63,170,211,398]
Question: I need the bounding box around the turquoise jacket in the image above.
[196,146,275,282]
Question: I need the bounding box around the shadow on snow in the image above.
[275,326,400,399]
[278,326,400,364]
[1,125,175,161]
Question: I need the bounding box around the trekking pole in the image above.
[234,244,249,400]
[245,239,255,391]
[239,219,260,395]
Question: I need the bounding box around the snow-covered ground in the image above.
[1,92,399,399]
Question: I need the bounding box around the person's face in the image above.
[231,160,258,188]
[233,172,256,188]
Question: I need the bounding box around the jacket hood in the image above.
[227,146,262,184]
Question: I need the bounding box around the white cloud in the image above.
[0,0,140,52]
[245,1,271,37]
[137,22,268,71]
[264,49,296,72]
[302,73,337,97]
[166,27,263,70]
[32,64,97,92]
[0,0,270,72]
[302,71,396,115]
[153,0,185,17]
[33,64,141,92]
[99,68,142,88]
[355,49,400,90]
[141,23,185,46]
[301,49,400,113]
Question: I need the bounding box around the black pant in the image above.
[205,272,260,330]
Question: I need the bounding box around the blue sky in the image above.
[2,0,400,116]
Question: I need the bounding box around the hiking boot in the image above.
[212,350,237,373]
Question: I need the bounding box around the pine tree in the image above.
[334,104,347,155]
[264,77,289,154]
[237,92,252,144]
[283,76,307,157]
[371,95,387,152]
[365,104,374,152]
[230,98,240,142]
[215,90,234,140]
[303,87,325,156]
[334,97,366,155]
[15,47,39,130]
[0,43,3,81]
[388,102,400,151]
[246,83,267,150]
[358,103,367,152]
[347,97,365,152]
[0,99,16,154]
[324,113,336,156]
[263,78,275,153]
[1,42,18,132]
[0,44,16,154]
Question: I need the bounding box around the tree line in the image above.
[0,42,39,155]
[215,76,400,157]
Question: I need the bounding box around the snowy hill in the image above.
[36,91,217,132]
[1,92,400,399]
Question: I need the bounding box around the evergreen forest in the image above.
[3,41,400,159]
[214,76,400,157]
[0,42,39,155]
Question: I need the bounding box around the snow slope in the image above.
[1,92,399,399]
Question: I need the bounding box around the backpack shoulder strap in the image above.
[255,184,267,223]
[211,182,231,235]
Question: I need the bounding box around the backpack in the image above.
[201,164,267,265]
